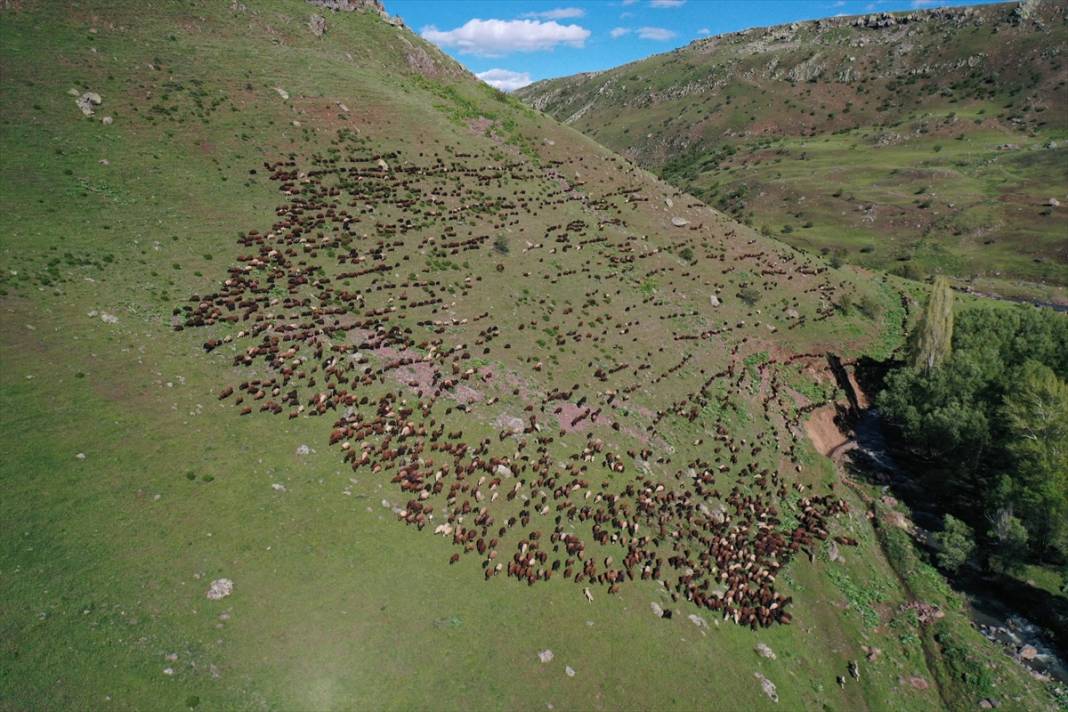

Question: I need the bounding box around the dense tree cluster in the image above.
[879,299,1068,571]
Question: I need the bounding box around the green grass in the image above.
[0,2,1061,710]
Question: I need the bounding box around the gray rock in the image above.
[75,91,102,117]
[671,216,689,227]
[206,578,233,600]
[309,14,327,36]
[754,672,779,703]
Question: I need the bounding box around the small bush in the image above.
[935,515,975,573]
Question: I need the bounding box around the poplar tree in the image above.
[912,276,954,372]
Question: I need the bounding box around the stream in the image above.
[847,408,1068,686]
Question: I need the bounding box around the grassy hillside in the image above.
[517,1,1068,305]
[0,1,1060,710]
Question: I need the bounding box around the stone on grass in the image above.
[274,87,290,100]
[709,294,720,307]
[206,578,233,600]
[755,642,776,660]
[671,217,689,227]
[538,649,554,663]
[75,91,102,117]
[565,666,575,677]
[754,672,778,703]
[309,14,327,36]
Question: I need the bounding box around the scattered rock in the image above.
[709,294,720,307]
[75,91,102,117]
[755,642,776,660]
[565,666,575,677]
[538,649,554,663]
[688,613,707,628]
[309,13,327,36]
[337,102,350,113]
[671,216,689,227]
[100,312,119,324]
[296,444,311,456]
[163,667,175,676]
[274,86,290,100]
[271,483,287,492]
[206,578,233,600]
[495,463,513,478]
[664,198,673,208]
[828,540,841,562]
[1019,644,1038,660]
[754,672,779,703]
[76,452,87,460]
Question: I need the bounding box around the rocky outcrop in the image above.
[307,0,384,13]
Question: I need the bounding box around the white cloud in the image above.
[476,68,534,92]
[638,26,676,40]
[650,0,686,7]
[421,19,591,57]
[912,0,939,6]
[521,7,586,20]
[610,27,632,38]
[697,27,711,36]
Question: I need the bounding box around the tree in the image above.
[912,276,954,372]
[1000,361,1068,558]
[987,507,1030,573]
[935,514,975,573]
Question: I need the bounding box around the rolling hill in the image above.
[517,0,1068,305]
[0,1,1061,710]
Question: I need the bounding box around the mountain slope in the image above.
[517,0,1068,304]
[0,1,1059,710]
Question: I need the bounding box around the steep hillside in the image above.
[0,1,1059,710]
[517,1,1068,304]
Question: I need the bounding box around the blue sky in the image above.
[388,0,1004,90]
